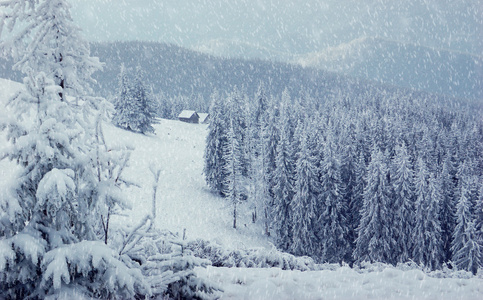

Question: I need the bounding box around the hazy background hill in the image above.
[2,40,480,103]
[296,36,483,100]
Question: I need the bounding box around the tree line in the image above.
[204,83,483,273]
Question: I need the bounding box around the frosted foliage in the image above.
[391,143,415,263]
[272,125,295,251]
[354,148,395,264]
[35,168,76,224]
[112,66,158,134]
[41,241,147,298]
[0,0,102,100]
[204,91,227,195]
[290,128,319,258]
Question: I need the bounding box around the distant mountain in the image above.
[296,37,483,100]
[193,38,294,62]
[1,40,478,108]
[88,41,347,101]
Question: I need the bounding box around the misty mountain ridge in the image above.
[296,36,482,100]
[1,39,480,103]
[193,38,295,62]
[191,36,482,100]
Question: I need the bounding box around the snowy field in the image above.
[1,78,482,299]
[196,266,483,300]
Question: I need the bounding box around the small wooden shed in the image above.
[198,113,210,124]
[178,110,200,123]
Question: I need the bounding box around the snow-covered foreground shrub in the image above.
[115,226,222,300]
[0,234,148,298]
[187,239,317,271]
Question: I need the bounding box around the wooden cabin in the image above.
[198,113,210,124]
[178,110,200,123]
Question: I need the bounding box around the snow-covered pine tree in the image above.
[354,147,396,265]
[223,119,246,229]
[439,154,457,263]
[319,136,351,263]
[223,87,250,178]
[132,66,158,134]
[290,121,320,258]
[476,183,483,261]
[204,90,228,195]
[271,108,295,251]
[339,124,358,258]
[413,157,442,269]
[0,1,148,298]
[251,82,269,159]
[451,170,481,274]
[348,150,366,255]
[426,173,444,269]
[391,142,415,263]
[246,83,270,225]
[264,96,281,198]
[112,64,138,131]
[112,66,158,134]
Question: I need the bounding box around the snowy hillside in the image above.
[102,118,270,249]
[1,77,483,299]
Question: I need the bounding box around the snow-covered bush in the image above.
[187,239,316,271]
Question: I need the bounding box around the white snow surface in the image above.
[196,266,483,300]
[103,116,270,249]
[1,78,483,299]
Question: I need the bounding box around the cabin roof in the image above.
[178,110,198,119]
[198,113,209,123]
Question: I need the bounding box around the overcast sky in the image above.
[70,0,482,56]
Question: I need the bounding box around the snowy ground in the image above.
[196,266,483,300]
[1,78,483,299]
[103,118,271,249]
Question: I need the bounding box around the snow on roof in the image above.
[198,113,209,123]
[178,110,198,119]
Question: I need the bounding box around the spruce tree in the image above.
[413,158,442,269]
[223,120,245,229]
[131,66,158,134]
[349,150,366,254]
[204,91,228,195]
[319,138,350,263]
[290,123,320,257]
[112,64,137,130]
[272,112,295,251]
[391,142,415,263]
[264,98,280,198]
[440,154,457,263]
[354,147,396,264]
[451,174,481,274]
[112,66,157,134]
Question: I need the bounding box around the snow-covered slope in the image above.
[103,119,270,249]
